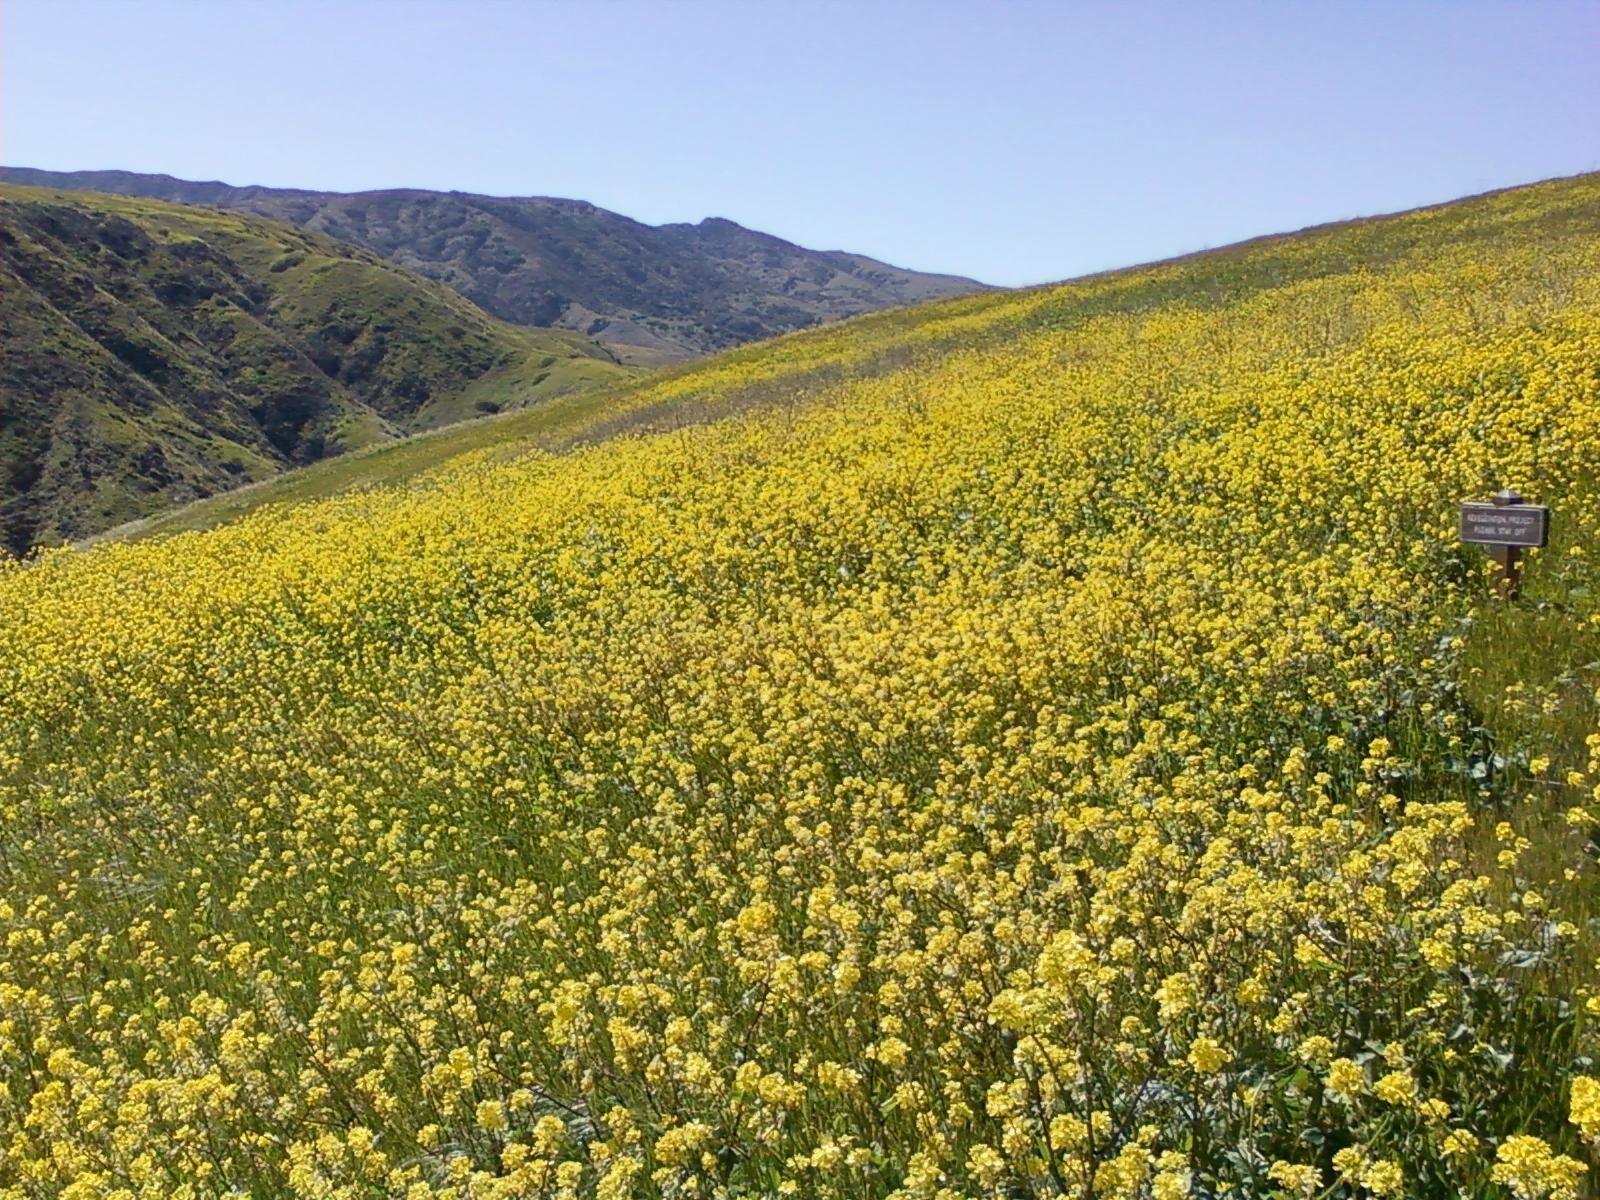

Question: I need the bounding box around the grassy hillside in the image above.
[0,184,632,552]
[0,167,992,366]
[3,174,1600,1199]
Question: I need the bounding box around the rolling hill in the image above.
[2,173,1599,1197]
[0,183,633,553]
[0,166,992,366]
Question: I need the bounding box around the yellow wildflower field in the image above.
[3,175,1600,1198]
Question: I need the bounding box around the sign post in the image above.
[1458,489,1549,599]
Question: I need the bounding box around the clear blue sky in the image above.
[3,0,1596,287]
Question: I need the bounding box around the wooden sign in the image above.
[1458,501,1549,548]
[1458,489,1549,599]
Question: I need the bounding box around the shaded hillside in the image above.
[0,167,992,365]
[0,184,631,552]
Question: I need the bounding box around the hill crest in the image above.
[0,166,993,365]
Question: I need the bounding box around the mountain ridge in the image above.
[0,166,992,365]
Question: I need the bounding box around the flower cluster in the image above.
[1,176,1599,1197]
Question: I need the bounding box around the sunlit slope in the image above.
[0,184,633,551]
[3,174,1600,1198]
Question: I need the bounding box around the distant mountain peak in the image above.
[0,166,993,366]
